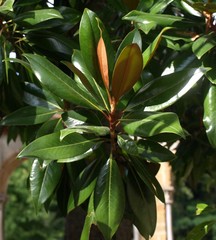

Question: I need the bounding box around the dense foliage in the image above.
[1,0,216,239]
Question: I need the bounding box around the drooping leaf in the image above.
[94,157,125,240]
[127,170,156,239]
[111,44,143,102]
[18,132,102,160]
[0,106,58,126]
[121,111,185,138]
[23,54,104,111]
[118,135,176,163]
[14,9,63,26]
[131,158,165,202]
[203,84,216,148]
[67,160,100,212]
[30,159,62,211]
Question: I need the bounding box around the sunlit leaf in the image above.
[121,111,185,138]
[0,0,14,12]
[203,84,216,148]
[192,33,216,60]
[14,9,63,25]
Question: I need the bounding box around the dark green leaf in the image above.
[121,111,185,138]
[67,160,100,212]
[79,9,115,83]
[23,54,104,111]
[30,159,62,210]
[0,106,58,126]
[94,157,125,240]
[203,84,216,148]
[127,170,156,239]
[186,221,216,240]
[131,158,165,202]
[18,132,102,160]
[118,135,176,163]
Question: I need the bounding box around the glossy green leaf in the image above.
[186,221,216,240]
[36,119,63,138]
[0,106,58,126]
[70,50,109,110]
[118,135,176,163]
[150,0,174,13]
[60,126,110,139]
[23,54,104,111]
[143,27,172,68]
[13,0,41,7]
[123,10,184,28]
[94,157,125,240]
[121,111,185,138]
[0,0,14,12]
[18,132,102,160]
[80,193,96,240]
[127,170,156,239]
[112,44,143,102]
[192,33,216,59]
[14,9,63,25]
[26,31,78,60]
[67,160,100,212]
[128,67,206,111]
[30,159,62,211]
[203,85,216,148]
[23,82,63,110]
[79,9,114,83]
[116,29,142,58]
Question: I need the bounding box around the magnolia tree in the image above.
[1,0,216,239]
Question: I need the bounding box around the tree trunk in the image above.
[64,207,133,240]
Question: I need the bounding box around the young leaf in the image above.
[97,36,109,91]
[111,44,143,102]
[94,157,125,240]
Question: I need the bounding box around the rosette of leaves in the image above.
[1,8,207,240]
